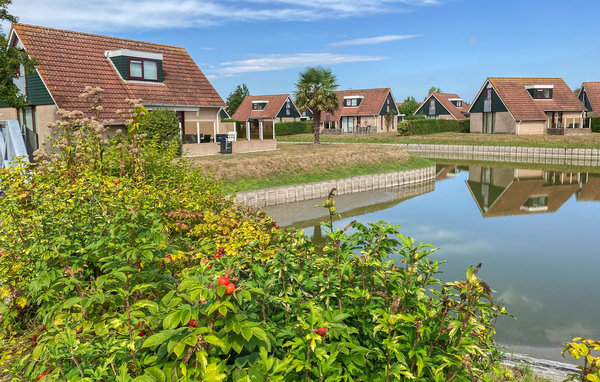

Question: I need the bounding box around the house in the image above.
[414,93,469,120]
[577,82,600,117]
[320,88,398,134]
[232,94,303,140]
[0,24,268,157]
[466,166,582,217]
[468,77,588,135]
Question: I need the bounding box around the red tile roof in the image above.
[11,23,224,121]
[319,88,394,120]
[581,81,600,114]
[416,93,469,120]
[232,94,292,121]
[483,77,585,121]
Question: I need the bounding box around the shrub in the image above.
[585,116,600,132]
[398,118,470,135]
[138,108,181,147]
[274,120,313,136]
[0,88,507,380]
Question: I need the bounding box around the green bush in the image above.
[585,116,600,132]
[0,88,507,381]
[138,109,181,146]
[404,114,425,121]
[274,120,313,135]
[398,118,470,135]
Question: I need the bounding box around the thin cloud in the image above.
[210,53,385,77]
[330,34,419,47]
[5,0,447,32]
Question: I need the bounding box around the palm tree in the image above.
[294,67,339,144]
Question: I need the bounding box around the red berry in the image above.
[138,330,146,337]
[214,253,222,259]
[218,247,225,253]
[37,372,47,379]
[275,225,280,229]
[114,180,119,185]
[226,283,235,295]
[218,276,229,286]
[136,321,145,328]
[189,247,194,252]
[207,264,212,269]
[32,335,37,342]
[208,196,214,200]
[32,183,36,187]
[42,325,46,331]
[316,327,327,336]
[188,318,197,327]
[165,254,172,260]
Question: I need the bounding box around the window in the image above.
[485,89,492,100]
[534,88,552,99]
[455,100,462,107]
[252,102,267,110]
[285,99,291,116]
[128,58,159,81]
[344,98,360,107]
[521,195,548,211]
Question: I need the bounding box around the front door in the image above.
[482,112,494,134]
[341,116,354,134]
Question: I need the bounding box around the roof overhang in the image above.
[105,49,163,61]
[524,85,554,89]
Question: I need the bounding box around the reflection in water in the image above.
[466,166,599,217]
[264,163,600,362]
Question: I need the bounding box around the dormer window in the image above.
[343,96,362,107]
[128,58,158,81]
[106,49,163,83]
[455,100,462,107]
[252,101,268,110]
[525,85,553,100]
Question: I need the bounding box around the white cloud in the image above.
[210,53,385,77]
[5,0,446,32]
[330,34,419,47]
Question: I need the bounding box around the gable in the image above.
[379,92,398,115]
[26,70,54,105]
[415,95,450,116]
[470,85,508,113]
[276,97,300,118]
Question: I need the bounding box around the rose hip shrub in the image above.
[0,89,508,381]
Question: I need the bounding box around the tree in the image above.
[426,86,442,99]
[0,0,37,107]
[398,96,420,115]
[573,87,581,96]
[294,66,339,144]
[226,83,250,116]
[384,110,397,132]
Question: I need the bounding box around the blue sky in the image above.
[6,0,600,103]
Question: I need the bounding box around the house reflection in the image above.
[466,166,598,217]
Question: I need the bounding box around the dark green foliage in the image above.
[0,1,38,108]
[398,118,470,135]
[586,116,600,132]
[138,109,181,146]
[405,114,426,121]
[226,84,250,116]
[398,96,420,116]
[274,121,313,135]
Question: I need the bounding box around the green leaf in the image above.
[143,367,166,382]
[163,311,181,330]
[205,335,226,350]
[142,332,173,348]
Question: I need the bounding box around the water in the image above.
[263,162,600,363]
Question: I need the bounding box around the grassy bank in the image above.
[277,131,600,148]
[191,143,432,193]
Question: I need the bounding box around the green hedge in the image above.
[398,118,470,135]
[585,116,600,132]
[274,120,313,135]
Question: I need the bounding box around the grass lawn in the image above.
[277,131,600,148]
[190,142,432,193]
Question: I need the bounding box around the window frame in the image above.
[127,57,160,82]
[252,102,267,111]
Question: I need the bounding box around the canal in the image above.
[263,162,600,363]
